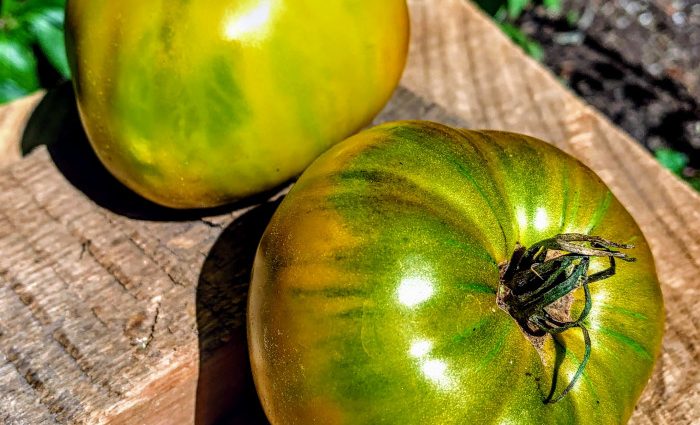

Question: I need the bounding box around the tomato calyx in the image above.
[497,233,636,404]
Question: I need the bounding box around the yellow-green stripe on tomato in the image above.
[65,0,409,208]
[248,121,664,424]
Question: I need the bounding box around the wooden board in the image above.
[0,0,698,423]
[0,92,43,170]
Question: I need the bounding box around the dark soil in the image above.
[517,0,700,175]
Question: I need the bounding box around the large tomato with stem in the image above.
[248,121,664,424]
[65,0,409,208]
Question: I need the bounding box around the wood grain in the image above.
[0,0,697,423]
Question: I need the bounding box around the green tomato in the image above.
[65,0,409,208]
[248,121,664,424]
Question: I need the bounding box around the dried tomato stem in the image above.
[498,233,635,404]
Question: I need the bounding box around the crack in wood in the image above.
[79,240,90,260]
[146,304,161,350]
[90,306,109,327]
[121,231,189,288]
[81,239,140,296]
[200,218,225,229]
[129,301,161,351]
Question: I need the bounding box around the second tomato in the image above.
[66,0,409,208]
[248,121,664,424]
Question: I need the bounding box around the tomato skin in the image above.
[248,121,664,424]
[65,0,409,208]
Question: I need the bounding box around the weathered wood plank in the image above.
[0,0,697,423]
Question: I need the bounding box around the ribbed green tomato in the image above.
[248,121,664,424]
[65,0,409,208]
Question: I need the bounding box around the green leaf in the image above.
[498,22,543,60]
[2,0,24,16]
[3,0,66,17]
[493,6,508,23]
[499,23,526,43]
[655,148,688,176]
[26,7,70,78]
[543,0,562,13]
[507,0,529,19]
[688,177,700,192]
[0,0,68,102]
[0,35,39,91]
[0,36,40,103]
[525,40,544,61]
[0,79,34,103]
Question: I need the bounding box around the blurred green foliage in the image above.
[473,0,562,61]
[1,0,69,104]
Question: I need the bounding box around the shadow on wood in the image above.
[19,83,286,221]
[195,201,279,425]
